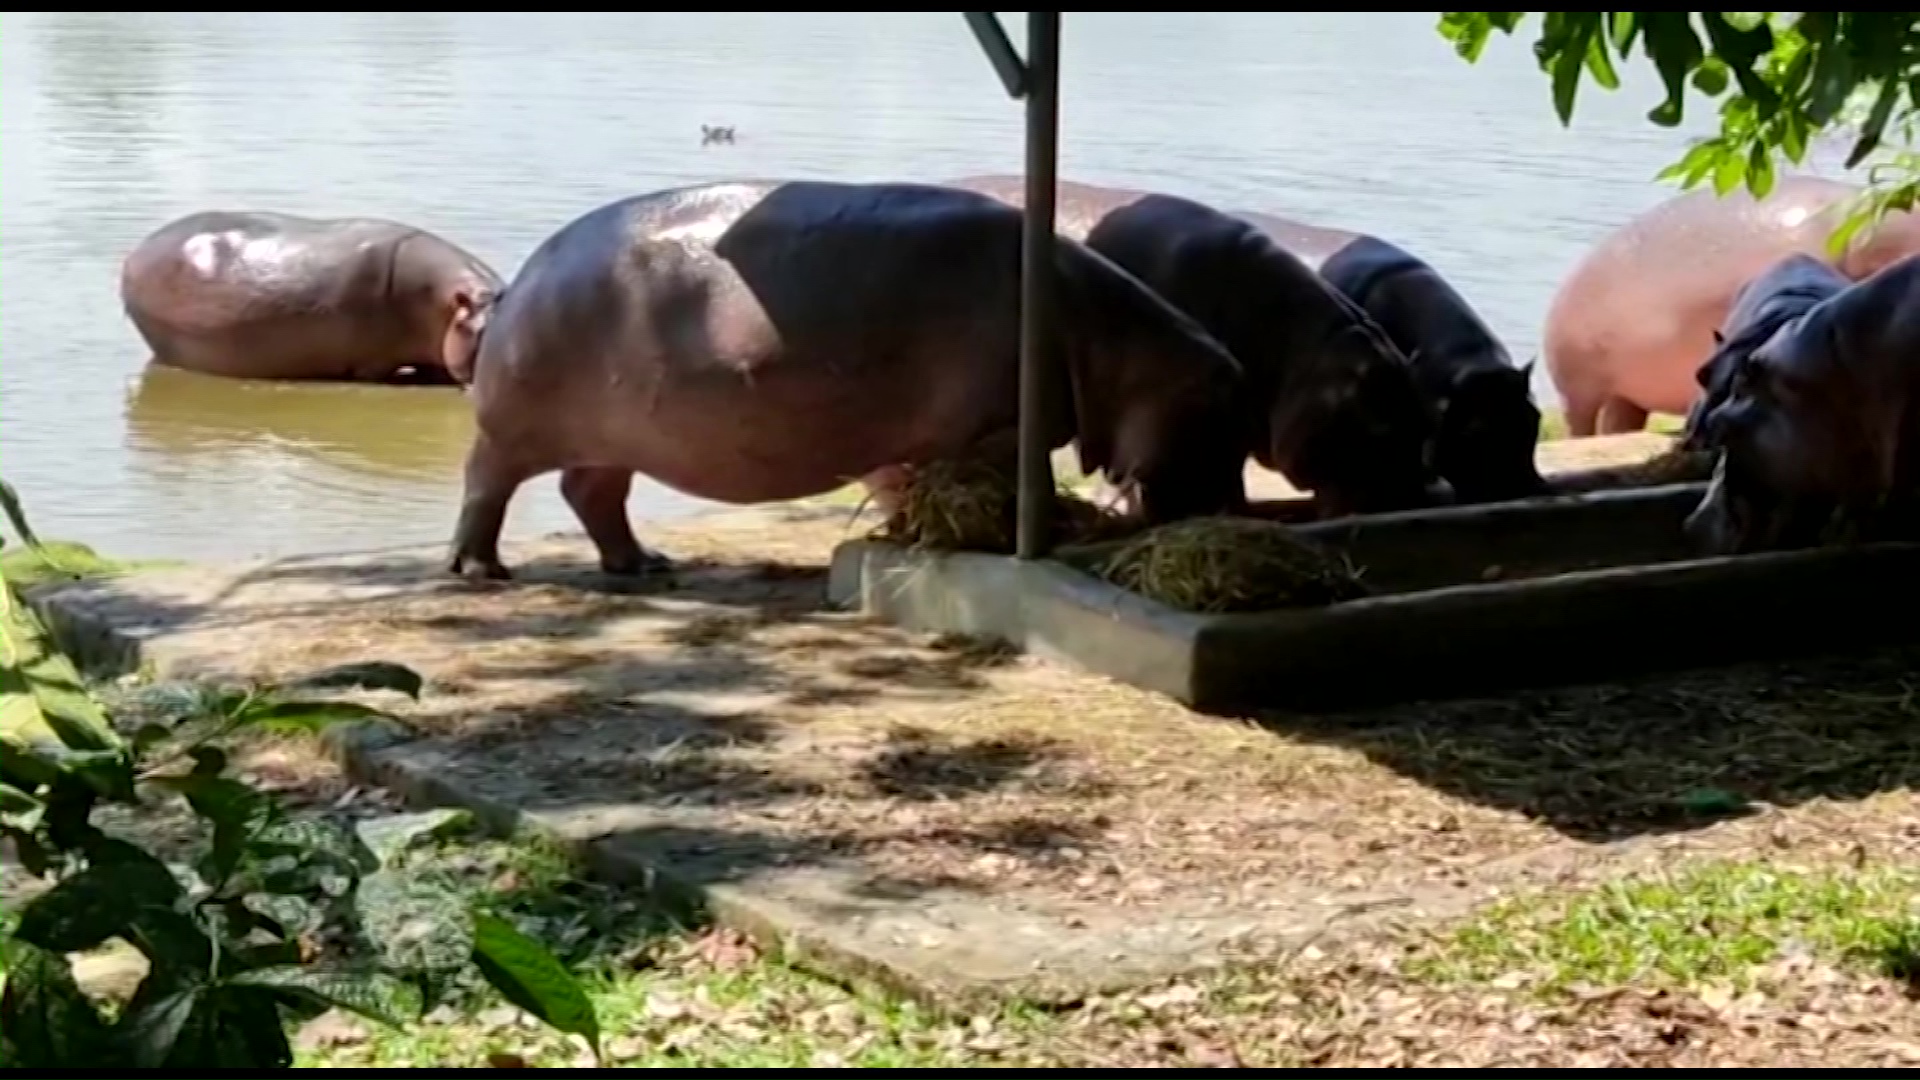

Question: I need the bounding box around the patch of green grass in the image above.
[1412,859,1920,995]
[300,835,1059,1068]
[0,538,176,588]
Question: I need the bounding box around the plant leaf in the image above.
[356,870,475,976]
[0,479,44,551]
[230,699,394,735]
[0,940,117,1068]
[114,984,199,1068]
[285,661,425,700]
[15,842,184,954]
[355,808,474,868]
[152,773,277,888]
[231,965,423,1028]
[0,574,125,759]
[471,910,601,1058]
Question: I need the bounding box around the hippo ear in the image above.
[1519,359,1536,380]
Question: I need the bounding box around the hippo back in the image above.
[1232,210,1362,272]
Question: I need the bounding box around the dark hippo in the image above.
[1684,254,1920,554]
[1543,176,1920,437]
[446,180,1255,580]
[121,211,502,384]
[950,176,1438,517]
[1679,253,1849,452]
[1312,235,1546,503]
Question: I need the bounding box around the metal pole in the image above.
[1016,11,1062,561]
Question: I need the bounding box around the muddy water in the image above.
[0,12,1851,562]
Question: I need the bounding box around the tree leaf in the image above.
[1846,77,1904,169]
[14,842,184,954]
[229,699,394,735]
[285,661,425,700]
[1642,13,1705,127]
[0,939,117,1068]
[1746,141,1777,199]
[1582,27,1619,90]
[471,910,600,1058]
[231,965,423,1028]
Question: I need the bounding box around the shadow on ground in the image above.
[1256,643,1920,843]
[31,504,1920,904]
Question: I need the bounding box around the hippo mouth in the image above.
[1686,454,1852,555]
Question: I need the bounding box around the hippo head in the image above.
[1433,361,1548,503]
[1679,328,1743,452]
[1271,318,1441,517]
[1681,320,1883,554]
[1055,243,1255,523]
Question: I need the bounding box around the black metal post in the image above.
[1016,11,1061,561]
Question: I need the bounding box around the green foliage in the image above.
[1438,13,1920,254]
[0,480,602,1069]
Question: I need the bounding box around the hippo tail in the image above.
[448,285,507,388]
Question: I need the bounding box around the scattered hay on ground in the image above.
[869,458,1131,554]
[1094,516,1371,613]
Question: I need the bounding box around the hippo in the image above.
[445,180,1255,580]
[1543,176,1920,437]
[1679,253,1850,452]
[949,176,1438,517]
[1684,254,1920,554]
[1312,235,1546,503]
[121,211,502,384]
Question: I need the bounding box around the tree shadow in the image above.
[1253,643,1920,843]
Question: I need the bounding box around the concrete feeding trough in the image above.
[830,482,1920,712]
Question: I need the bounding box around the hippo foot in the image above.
[600,547,674,578]
[446,550,512,581]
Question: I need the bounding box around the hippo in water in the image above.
[949,176,1438,517]
[121,211,502,384]
[1542,176,1920,437]
[1684,254,1920,554]
[1679,253,1850,452]
[446,180,1255,580]
[1308,233,1546,503]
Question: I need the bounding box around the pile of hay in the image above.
[871,458,1131,554]
[1096,516,1371,613]
[1554,444,1717,493]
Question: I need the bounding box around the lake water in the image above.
[0,11,1851,563]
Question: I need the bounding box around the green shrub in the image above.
[0,478,602,1068]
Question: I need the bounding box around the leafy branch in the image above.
[1439,12,1920,254]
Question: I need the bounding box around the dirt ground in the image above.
[33,431,1920,1029]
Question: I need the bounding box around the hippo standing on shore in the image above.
[950,176,1438,517]
[1310,235,1546,503]
[1684,254,1920,554]
[1679,253,1850,452]
[1542,176,1920,437]
[446,180,1255,580]
[121,212,503,384]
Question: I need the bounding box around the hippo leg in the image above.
[1596,397,1651,435]
[447,433,536,581]
[559,466,672,576]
